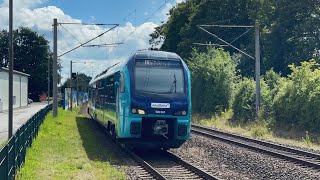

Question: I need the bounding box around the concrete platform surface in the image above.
[0,102,49,144]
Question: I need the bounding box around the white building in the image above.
[0,67,29,112]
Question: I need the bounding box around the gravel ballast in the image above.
[171,134,320,179]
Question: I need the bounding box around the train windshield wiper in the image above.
[138,90,171,94]
[143,67,151,89]
[167,73,177,93]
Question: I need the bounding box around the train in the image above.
[88,50,191,149]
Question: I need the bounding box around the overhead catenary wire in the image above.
[58,29,79,64]
[60,24,83,45]
[199,24,254,28]
[193,43,228,47]
[58,24,119,57]
[199,24,253,45]
[114,0,170,50]
[230,28,253,44]
[112,8,138,50]
[198,26,255,59]
[82,43,124,48]
[59,22,118,26]
[143,0,168,24]
[122,9,137,23]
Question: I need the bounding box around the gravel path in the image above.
[171,134,320,180]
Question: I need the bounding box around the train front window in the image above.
[134,59,185,97]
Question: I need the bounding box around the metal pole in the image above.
[76,72,78,106]
[53,18,58,117]
[47,53,50,105]
[70,61,72,87]
[70,61,72,110]
[20,77,21,107]
[255,22,260,114]
[8,0,13,138]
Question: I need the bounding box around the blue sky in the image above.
[0,0,183,83]
[41,0,169,25]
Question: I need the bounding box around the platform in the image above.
[0,102,49,143]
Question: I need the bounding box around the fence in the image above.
[0,104,52,180]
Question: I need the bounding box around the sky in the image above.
[0,0,185,84]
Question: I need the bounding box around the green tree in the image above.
[188,48,237,113]
[60,73,92,94]
[151,0,320,77]
[266,0,320,75]
[0,30,9,66]
[0,27,59,101]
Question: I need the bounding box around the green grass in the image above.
[16,108,126,180]
[193,110,320,151]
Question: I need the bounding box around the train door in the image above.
[116,73,125,118]
[116,84,120,121]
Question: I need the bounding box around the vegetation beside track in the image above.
[193,111,320,151]
[16,108,126,179]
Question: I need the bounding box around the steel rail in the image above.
[193,125,320,159]
[192,124,320,169]
[123,147,167,180]
[93,120,166,180]
[164,151,219,180]
[91,114,219,179]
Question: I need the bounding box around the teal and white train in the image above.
[88,50,191,149]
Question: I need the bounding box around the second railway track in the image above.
[192,124,320,169]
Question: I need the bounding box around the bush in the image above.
[232,78,272,123]
[273,61,320,132]
[232,78,255,122]
[188,48,237,114]
[264,69,283,99]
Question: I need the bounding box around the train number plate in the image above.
[151,103,170,109]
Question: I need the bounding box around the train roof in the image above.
[133,50,181,60]
[89,61,124,85]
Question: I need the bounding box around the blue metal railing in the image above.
[0,104,52,180]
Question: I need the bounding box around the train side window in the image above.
[111,84,115,103]
[120,73,125,93]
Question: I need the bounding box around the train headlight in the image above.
[137,109,146,115]
[131,108,146,115]
[174,110,187,116]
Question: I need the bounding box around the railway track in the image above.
[129,149,219,180]
[192,124,320,169]
[92,117,219,179]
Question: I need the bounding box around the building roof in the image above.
[0,67,30,77]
